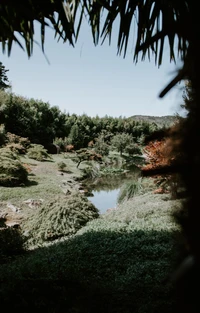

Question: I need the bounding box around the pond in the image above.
[87,189,120,214]
[84,163,142,214]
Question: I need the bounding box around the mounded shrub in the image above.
[6,132,30,149]
[27,144,52,161]
[0,227,26,263]
[57,161,67,171]
[5,143,26,154]
[0,147,19,160]
[0,148,29,186]
[22,191,99,246]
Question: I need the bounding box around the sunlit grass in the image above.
[0,153,183,313]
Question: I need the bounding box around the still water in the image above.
[85,164,141,214]
[88,189,120,214]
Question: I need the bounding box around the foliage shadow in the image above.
[0,227,181,313]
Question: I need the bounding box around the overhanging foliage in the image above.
[0,1,194,96]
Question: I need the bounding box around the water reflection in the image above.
[85,164,141,214]
[88,189,120,214]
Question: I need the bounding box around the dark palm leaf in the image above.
[0,1,190,61]
[0,0,194,95]
[0,0,76,57]
[82,0,191,96]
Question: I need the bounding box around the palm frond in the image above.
[0,0,192,95]
[83,0,190,95]
[0,0,76,57]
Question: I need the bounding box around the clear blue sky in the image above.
[0,19,185,118]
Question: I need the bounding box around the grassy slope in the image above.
[0,153,183,313]
[0,154,82,202]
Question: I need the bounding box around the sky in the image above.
[0,19,185,118]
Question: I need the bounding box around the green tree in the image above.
[181,80,194,115]
[0,62,10,90]
[68,124,82,149]
[93,134,109,156]
[0,124,6,146]
[125,143,142,156]
[0,92,67,146]
[111,133,133,156]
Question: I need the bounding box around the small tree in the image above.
[75,149,102,168]
[0,62,10,90]
[125,143,142,156]
[111,133,133,156]
[0,124,6,147]
[93,135,109,156]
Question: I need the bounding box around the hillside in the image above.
[130,115,178,128]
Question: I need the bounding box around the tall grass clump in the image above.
[117,177,155,203]
[22,191,99,247]
[81,162,101,179]
[117,178,143,203]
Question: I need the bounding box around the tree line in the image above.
[0,89,160,151]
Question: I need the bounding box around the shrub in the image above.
[125,143,142,155]
[53,137,69,152]
[22,192,99,247]
[0,147,19,160]
[0,148,29,186]
[0,227,26,263]
[5,143,26,154]
[6,132,30,148]
[93,138,109,156]
[27,144,52,161]
[57,161,67,171]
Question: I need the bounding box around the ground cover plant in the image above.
[22,191,99,247]
[0,151,184,313]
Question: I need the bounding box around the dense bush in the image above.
[0,148,29,186]
[6,132,30,148]
[0,227,26,263]
[93,136,110,156]
[125,143,142,155]
[27,144,52,161]
[5,143,26,154]
[57,161,67,171]
[22,192,99,247]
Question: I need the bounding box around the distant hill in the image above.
[129,115,178,128]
